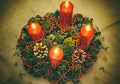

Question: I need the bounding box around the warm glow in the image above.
[31,23,36,29]
[49,47,64,59]
[54,48,59,55]
[49,47,64,68]
[65,1,69,8]
[86,25,91,32]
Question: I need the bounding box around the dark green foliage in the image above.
[28,17,36,23]
[62,43,75,65]
[17,40,26,51]
[83,17,93,25]
[58,80,66,84]
[22,28,32,41]
[71,25,79,36]
[54,10,60,18]
[54,33,64,44]
[77,15,83,23]
[75,14,84,26]
[72,77,80,84]
[57,62,68,74]
[48,69,59,82]
[41,18,52,30]
[42,38,51,49]
[91,55,97,62]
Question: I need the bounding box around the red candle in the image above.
[28,22,43,40]
[60,1,73,28]
[79,25,94,50]
[49,47,64,68]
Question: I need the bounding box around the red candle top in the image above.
[80,25,94,36]
[60,1,73,12]
[49,47,64,60]
[28,22,41,35]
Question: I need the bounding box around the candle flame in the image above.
[86,25,91,32]
[65,1,69,8]
[54,48,59,55]
[31,23,36,29]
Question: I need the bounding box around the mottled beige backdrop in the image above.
[0,0,120,84]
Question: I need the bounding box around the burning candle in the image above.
[28,22,44,40]
[60,1,73,29]
[79,25,94,50]
[49,47,64,68]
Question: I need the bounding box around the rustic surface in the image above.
[0,0,120,84]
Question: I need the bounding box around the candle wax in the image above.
[28,22,42,40]
[60,1,73,28]
[79,25,94,50]
[49,47,64,68]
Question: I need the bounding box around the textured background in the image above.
[0,0,120,84]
